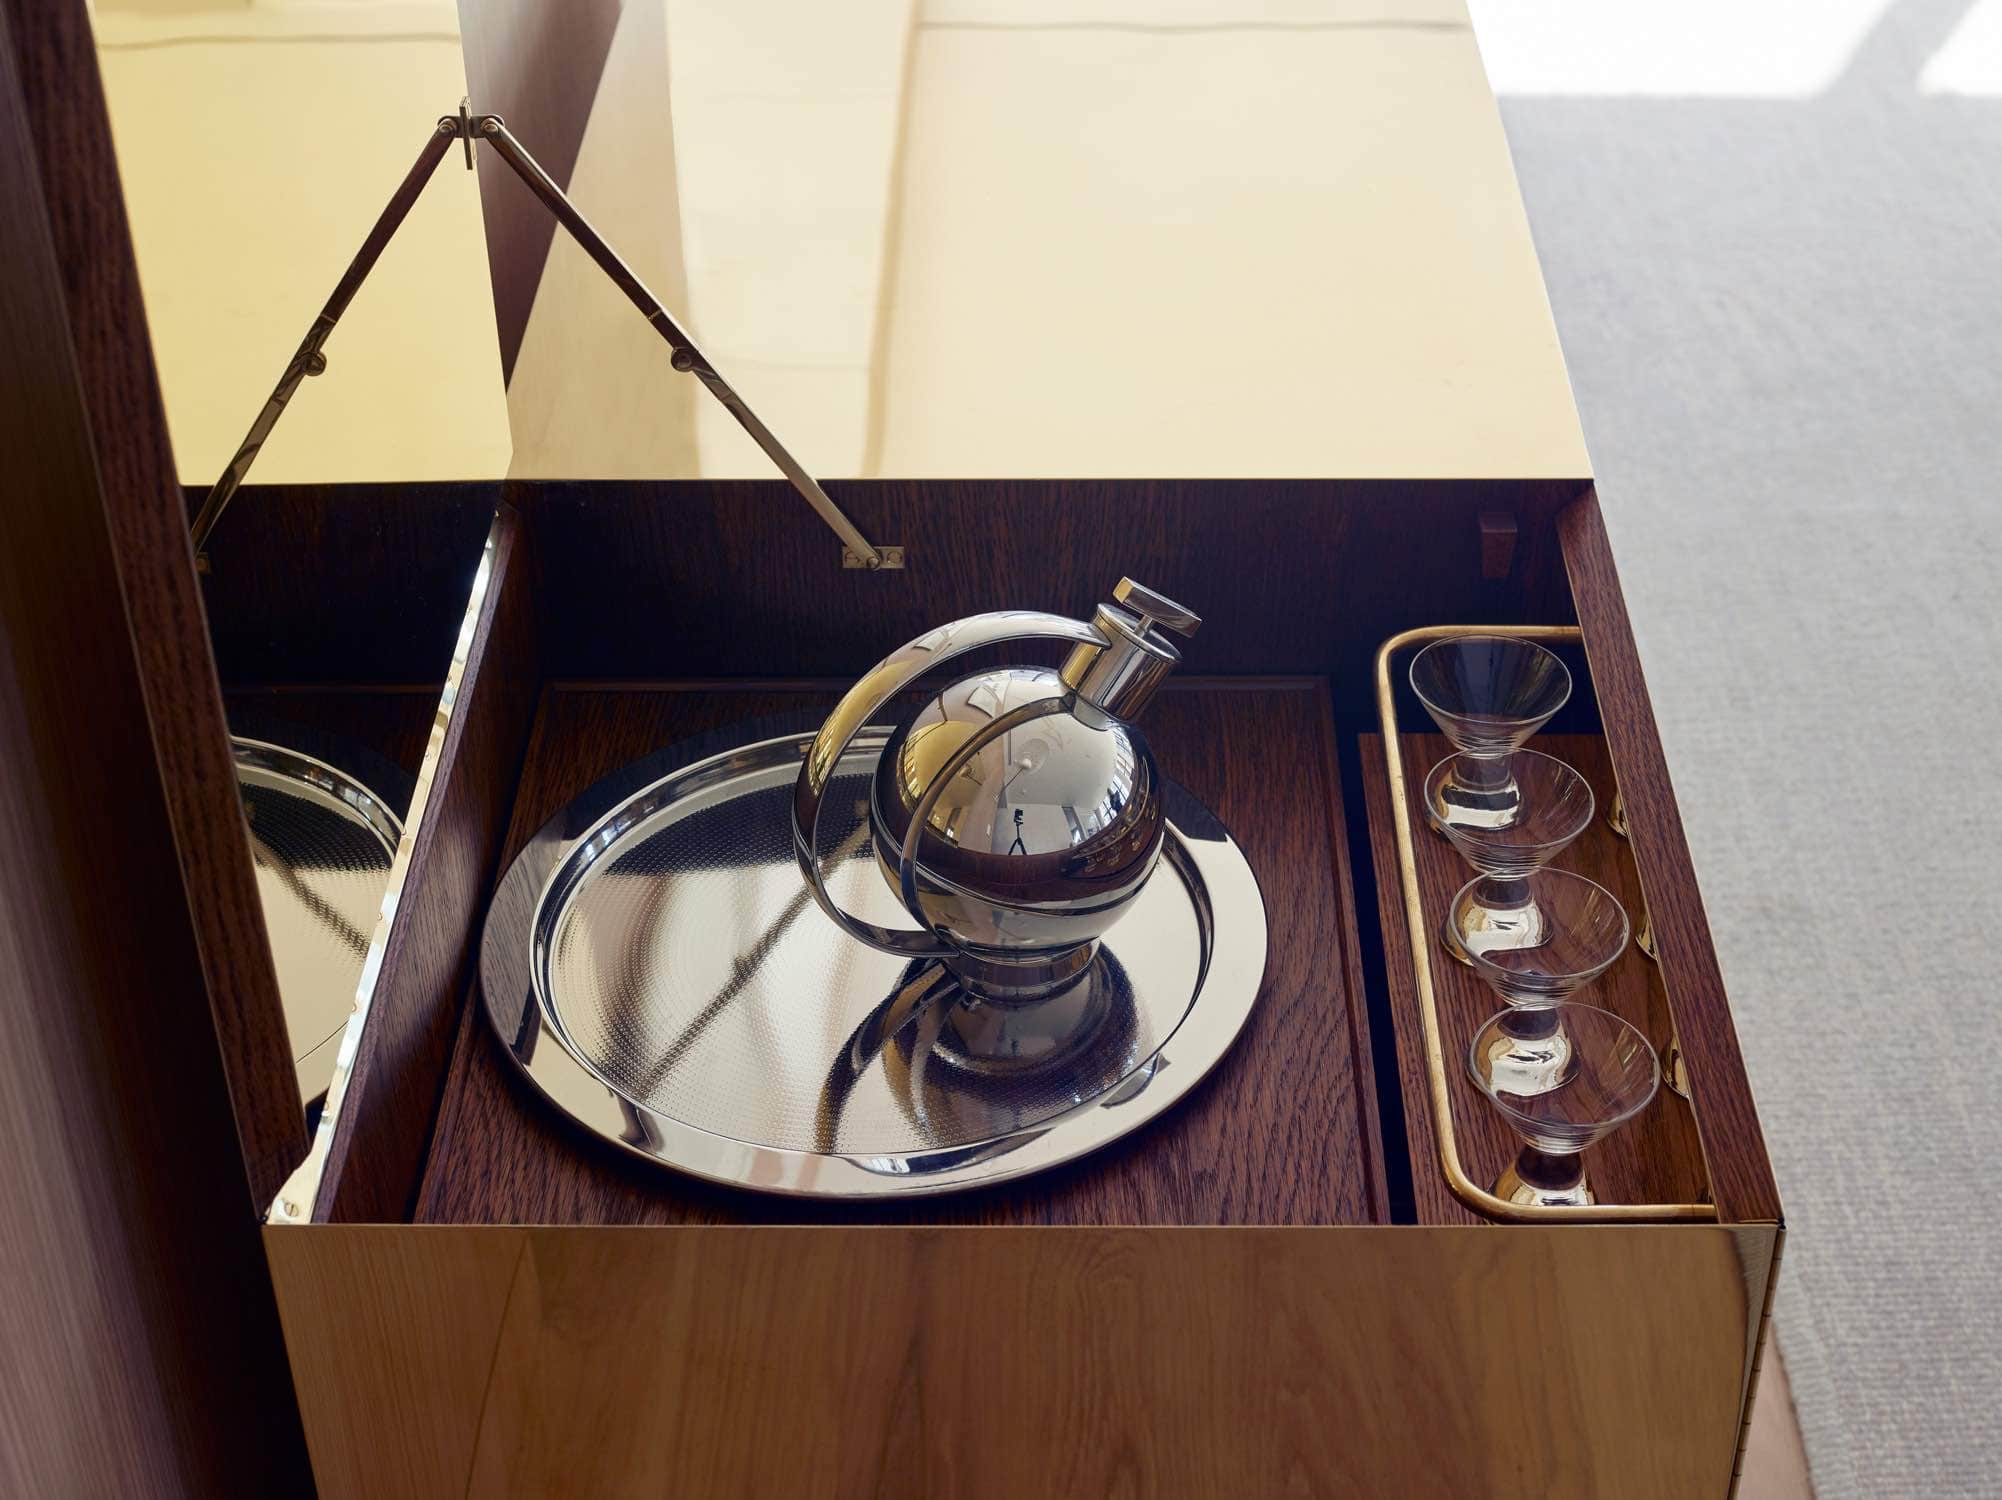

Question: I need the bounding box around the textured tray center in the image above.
[540,757,1202,1157]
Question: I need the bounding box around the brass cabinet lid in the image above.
[496,0,1589,482]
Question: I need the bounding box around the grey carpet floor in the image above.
[1478,0,2002,1493]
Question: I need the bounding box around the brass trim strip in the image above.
[1728,1224,1788,1499]
[1374,624,1716,1223]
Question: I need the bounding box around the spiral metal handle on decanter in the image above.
[791,611,1107,958]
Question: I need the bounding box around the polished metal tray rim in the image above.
[233,735,405,1105]
[1376,624,1716,1223]
[233,735,405,855]
[483,728,1266,1199]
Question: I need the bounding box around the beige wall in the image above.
[92,1,510,485]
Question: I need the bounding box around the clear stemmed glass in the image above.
[1409,636,1571,830]
[1468,1002,1660,1207]
[1444,867,1628,997]
[1424,749,1594,877]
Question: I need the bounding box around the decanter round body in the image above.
[793,580,1198,1001]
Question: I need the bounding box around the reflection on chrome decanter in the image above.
[794,579,1200,1008]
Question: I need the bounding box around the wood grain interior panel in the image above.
[320,508,544,1222]
[415,677,1384,1226]
[1559,490,1783,1225]
[223,685,441,783]
[1360,732,1711,1224]
[5,0,306,1203]
[269,1222,1761,1500]
[195,480,501,687]
[516,478,1585,696]
[0,0,309,1486]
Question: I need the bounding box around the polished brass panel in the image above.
[90,2,509,485]
[489,0,1592,482]
[179,99,894,570]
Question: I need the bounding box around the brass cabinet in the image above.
[0,2,1778,1495]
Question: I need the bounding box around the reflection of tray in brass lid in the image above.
[480,728,1267,1199]
[232,738,403,1104]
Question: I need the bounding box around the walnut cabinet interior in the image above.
[257,478,1782,1499]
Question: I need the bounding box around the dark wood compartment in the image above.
[200,479,500,794]
[416,677,1385,1227]
[311,477,1782,1238]
[317,476,1600,1229]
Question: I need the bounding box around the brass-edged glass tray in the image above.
[1376,625,1716,1223]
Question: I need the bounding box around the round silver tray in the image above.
[233,736,404,1103]
[481,727,1266,1198]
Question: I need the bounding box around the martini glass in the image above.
[1469,1003,1660,1207]
[1424,749,1594,877]
[1444,867,1628,994]
[1409,636,1571,830]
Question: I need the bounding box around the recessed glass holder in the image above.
[1375,624,1716,1222]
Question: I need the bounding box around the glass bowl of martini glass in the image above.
[1468,1002,1660,1207]
[1410,636,1571,831]
[1444,866,1628,990]
[1424,747,1594,877]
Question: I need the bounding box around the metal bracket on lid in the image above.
[843,545,905,570]
[192,103,900,573]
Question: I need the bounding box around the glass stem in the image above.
[1454,752,1514,794]
[1499,1007,1561,1043]
[1513,1145,1585,1194]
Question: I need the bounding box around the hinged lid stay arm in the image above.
[190,119,459,553]
[192,108,896,570]
[471,114,893,569]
